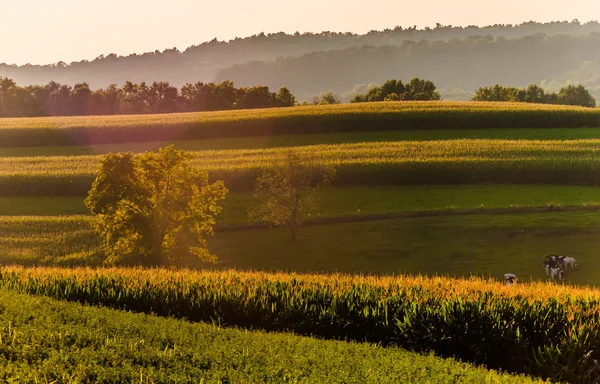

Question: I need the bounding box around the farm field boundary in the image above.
[0,266,594,382]
[2,101,600,147]
[0,289,543,383]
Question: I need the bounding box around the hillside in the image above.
[2,21,600,102]
[217,33,600,101]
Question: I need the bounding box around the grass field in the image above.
[2,211,600,287]
[0,290,540,383]
[2,101,599,147]
[2,184,600,221]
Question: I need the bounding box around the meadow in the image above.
[0,266,596,382]
[0,289,544,383]
[1,101,599,147]
[4,210,600,287]
[2,184,600,219]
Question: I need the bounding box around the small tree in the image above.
[249,151,335,240]
[276,87,297,107]
[312,90,341,105]
[85,145,228,265]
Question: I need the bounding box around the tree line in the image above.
[350,78,440,102]
[0,78,296,117]
[472,84,597,108]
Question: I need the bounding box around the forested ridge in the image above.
[2,20,600,102]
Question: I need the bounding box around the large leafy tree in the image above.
[249,151,335,240]
[85,145,228,265]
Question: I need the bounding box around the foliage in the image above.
[472,84,597,107]
[0,290,543,383]
[312,90,341,105]
[249,150,335,239]
[0,77,297,117]
[2,101,600,148]
[84,145,228,265]
[0,266,598,382]
[351,78,441,102]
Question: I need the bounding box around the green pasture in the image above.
[2,185,600,221]
[2,211,600,287]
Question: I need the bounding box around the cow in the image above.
[548,266,565,281]
[563,256,578,270]
[504,273,518,286]
[544,259,559,277]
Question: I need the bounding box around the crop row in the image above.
[1,101,600,147]
[4,139,600,195]
[0,289,543,383]
[0,266,598,382]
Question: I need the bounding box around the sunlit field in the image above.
[1,101,599,147]
[0,266,596,381]
[4,102,600,382]
[7,138,600,196]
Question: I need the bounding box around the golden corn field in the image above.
[4,138,600,195]
[1,101,599,147]
[0,266,597,382]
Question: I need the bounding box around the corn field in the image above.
[1,101,599,147]
[0,266,598,382]
[5,139,600,195]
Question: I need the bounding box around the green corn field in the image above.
[0,266,598,382]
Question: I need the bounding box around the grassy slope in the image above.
[2,185,600,220]
[0,290,541,383]
[3,211,600,286]
[4,127,600,157]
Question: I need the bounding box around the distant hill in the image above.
[216,32,600,101]
[2,20,600,102]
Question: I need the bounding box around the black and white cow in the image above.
[544,259,558,277]
[548,266,565,281]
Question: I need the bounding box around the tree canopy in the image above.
[351,78,440,103]
[249,151,336,240]
[85,145,228,266]
[472,84,596,108]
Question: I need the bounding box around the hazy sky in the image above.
[2,0,599,65]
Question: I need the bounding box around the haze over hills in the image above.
[2,20,600,102]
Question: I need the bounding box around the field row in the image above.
[4,139,600,194]
[0,266,596,382]
[0,290,537,383]
[6,127,600,158]
[1,101,599,147]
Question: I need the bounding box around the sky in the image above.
[2,0,600,65]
